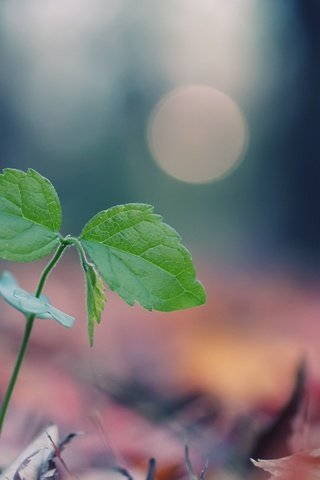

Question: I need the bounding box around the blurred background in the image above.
[1,0,320,478]
[1,0,320,267]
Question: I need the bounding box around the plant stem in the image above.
[0,240,69,434]
[63,236,90,270]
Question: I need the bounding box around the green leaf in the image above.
[80,204,206,312]
[0,271,75,328]
[83,263,106,346]
[0,168,62,261]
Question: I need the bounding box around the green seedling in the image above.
[0,168,206,433]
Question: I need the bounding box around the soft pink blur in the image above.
[1,256,320,475]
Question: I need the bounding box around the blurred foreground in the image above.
[1,257,320,478]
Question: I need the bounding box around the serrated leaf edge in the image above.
[0,168,61,233]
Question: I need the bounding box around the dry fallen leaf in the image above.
[252,448,320,479]
[0,424,58,480]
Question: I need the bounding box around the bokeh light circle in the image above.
[148,85,249,183]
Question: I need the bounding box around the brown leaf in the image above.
[252,448,320,479]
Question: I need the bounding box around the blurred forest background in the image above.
[1,0,320,267]
[1,1,320,478]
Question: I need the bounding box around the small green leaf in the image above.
[83,264,106,346]
[80,204,206,311]
[0,271,75,328]
[0,168,62,261]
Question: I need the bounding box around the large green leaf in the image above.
[0,271,75,328]
[80,204,206,311]
[0,168,61,261]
